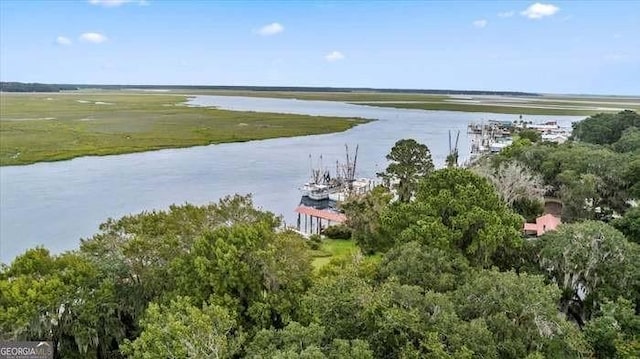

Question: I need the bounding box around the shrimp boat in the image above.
[295,145,379,235]
[328,178,377,202]
[299,153,336,201]
[299,145,370,203]
[300,182,332,201]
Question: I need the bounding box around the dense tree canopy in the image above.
[584,297,640,358]
[572,110,640,145]
[171,224,313,329]
[496,136,637,221]
[122,296,243,359]
[452,270,591,359]
[0,248,121,358]
[612,207,640,244]
[246,322,373,358]
[379,168,523,267]
[378,241,470,292]
[538,221,640,326]
[613,127,640,153]
[2,121,639,358]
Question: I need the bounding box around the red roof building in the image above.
[524,213,561,237]
[294,205,346,223]
[294,205,347,235]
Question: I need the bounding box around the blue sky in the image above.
[1,0,639,95]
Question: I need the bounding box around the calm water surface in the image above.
[0,96,583,262]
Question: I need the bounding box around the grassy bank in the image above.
[311,239,358,269]
[175,90,640,115]
[0,92,368,166]
[172,89,449,102]
[356,101,607,116]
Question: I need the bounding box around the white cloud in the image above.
[257,22,284,36]
[498,11,515,18]
[79,32,108,44]
[88,0,147,7]
[325,51,344,62]
[473,19,488,28]
[56,36,72,46]
[521,3,559,19]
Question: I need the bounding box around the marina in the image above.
[468,118,572,163]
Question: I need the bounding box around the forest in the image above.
[1,110,639,358]
[0,82,79,92]
[0,81,537,96]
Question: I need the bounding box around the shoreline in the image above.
[1,92,604,167]
[0,93,370,166]
[0,123,370,168]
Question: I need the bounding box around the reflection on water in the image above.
[0,96,583,262]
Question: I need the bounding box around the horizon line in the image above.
[1,81,639,98]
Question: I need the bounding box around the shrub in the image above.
[321,224,352,239]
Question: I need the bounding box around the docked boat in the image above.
[328,177,377,202]
[296,146,377,235]
[300,182,332,201]
[299,145,377,206]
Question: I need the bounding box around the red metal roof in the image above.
[294,205,347,223]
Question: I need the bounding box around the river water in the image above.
[0,96,583,263]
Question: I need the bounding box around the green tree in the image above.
[328,339,374,359]
[611,207,640,244]
[452,270,592,359]
[623,157,640,200]
[613,127,640,153]
[584,297,640,359]
[171,225,313,330]
[246,322,373,359]
[377,139,434,202]
[572,110,640,145]
[559,172,601,222]
[538,221,640,326]
[511,197,545,222]
[0,248,121,358]
[381,168,524,268]
[498,138,634,219]
[303,266,497,358]
[77,195,279,344]
[518,129,542,143]
[121,296,243,359]
[341,186,392,254]
[496,137,533,161]
[377,241,470,292]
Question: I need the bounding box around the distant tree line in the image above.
[0,81,538,96]
[0,82,78,92]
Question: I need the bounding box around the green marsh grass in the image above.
[0,92,368,166]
